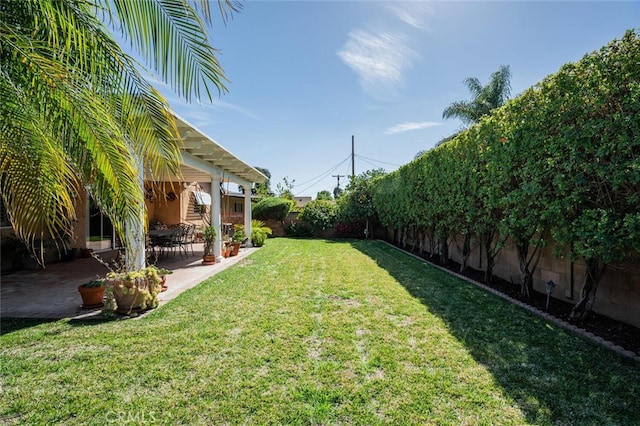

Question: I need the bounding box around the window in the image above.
[191,191,210,216]
[233,202,243,213]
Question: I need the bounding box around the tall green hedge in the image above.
[372,29,640,319]
[252,197,294,222]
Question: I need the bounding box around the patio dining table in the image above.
[147,229,176,258]
[148,229,174,238]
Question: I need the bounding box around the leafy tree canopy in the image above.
[338,169,386,224]
[239,166,272,199]
[316,190,333,201]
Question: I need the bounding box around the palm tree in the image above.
[0,0,239,269]
[442,65,511,126]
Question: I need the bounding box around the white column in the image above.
[244,184,253,247]
[125,158,146,271]
[211,175,223,262]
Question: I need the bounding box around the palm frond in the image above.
[1,0,235,266]
[444,65,512,126]
[108,0,231,101]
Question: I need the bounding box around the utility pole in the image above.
[332,174,345,199]
[351,135,355,179]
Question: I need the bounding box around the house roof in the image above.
[173,114,267,185]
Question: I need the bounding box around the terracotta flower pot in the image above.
[159,275,168,292]
[202,254,217,265]
[110,277,161,314]
[112,286,144,314]
[78,284,105,309]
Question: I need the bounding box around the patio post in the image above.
[211,175,223,262]
[244,183,253,247]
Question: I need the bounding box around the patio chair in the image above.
[178,224,196,257]
[146,233,162,263]
[160,226,184,258]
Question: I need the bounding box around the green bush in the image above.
[298,200,337,234]
[250,220,272,247]
[252,197,294,222]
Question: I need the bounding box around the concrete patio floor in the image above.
[0,243,258,320]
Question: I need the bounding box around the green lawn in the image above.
[1,239,639,425]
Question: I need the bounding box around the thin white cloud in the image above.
[385,121,442,135]
[386,2,433,30]
[172,98,261,128]
[211,99,261,120]
[337,30,416,99]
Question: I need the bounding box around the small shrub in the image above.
[250,220,272,247]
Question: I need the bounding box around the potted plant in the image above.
[219,235,228,258]
[150,266,172,292]
[59,233,78,262]
[229,225,244,257]
[78,278,106,309]
[250,219,272,247]
[201,225,217,264]
[104,267,163,315]
[61,247,79,262]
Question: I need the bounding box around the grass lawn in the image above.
[1,238,639,425]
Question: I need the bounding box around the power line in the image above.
[356,154,401,168]
[294,155,351,195]
[358,156,385,170]
[292,155,350,189]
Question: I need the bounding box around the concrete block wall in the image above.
[385,227,640,328]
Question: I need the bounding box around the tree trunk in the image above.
[481,230,504,283]
[426,229,437,259]
[570,258,605,321]
[520,267,533,298]
[516,242,541,298]
[483,232,495,283]
[439,236,449,265]
[459,233,471,273]
[409,226,417,252]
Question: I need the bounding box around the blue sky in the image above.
[163,1,640,197]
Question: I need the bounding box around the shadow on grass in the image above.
[348,239,640,425]
[1,315,118,335]
[0,317,59,335]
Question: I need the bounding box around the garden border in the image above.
[380,240,640,363]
